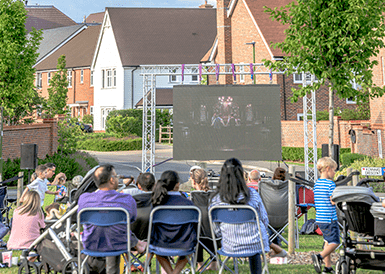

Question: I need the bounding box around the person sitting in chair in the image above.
[121,172,156,196]
[78,164,146,274]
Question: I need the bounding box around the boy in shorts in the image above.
[311,157,340,274]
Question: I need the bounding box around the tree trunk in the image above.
[328,86,334,157]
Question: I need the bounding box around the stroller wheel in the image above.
[62,258,90,274]
[336,259,349,274]
[38,262,57,274]
[18,262,39,274]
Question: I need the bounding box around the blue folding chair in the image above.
[209,205,269,274]
[143,205,202,274]
[77,207,132,274]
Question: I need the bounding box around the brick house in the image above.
[203,0,357,121]
[34,25,101,118]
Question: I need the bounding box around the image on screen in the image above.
[173,85,282,161]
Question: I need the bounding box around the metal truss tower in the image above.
[302,73,318,183]
[140,63,293,173]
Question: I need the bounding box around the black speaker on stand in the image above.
[20,144,38,182]
[320,144,340,170]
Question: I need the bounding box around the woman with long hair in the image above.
[210,158,270,274]
[151,170,197,274]
[190,168,217,271]
[7,191,45,250]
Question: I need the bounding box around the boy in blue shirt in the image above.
[311,157,339,274]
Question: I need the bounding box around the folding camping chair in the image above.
[190,190,220,273]
[143,206,202,274]
[209,205,269,274]
[77,207,132,274]
[258,178,300,249]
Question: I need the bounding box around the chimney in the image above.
[199,1,213,8]
[217,0,232,84]
[83,15,86,23]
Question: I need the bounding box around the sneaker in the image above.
[311,254,322,273]
[322,267,335,274]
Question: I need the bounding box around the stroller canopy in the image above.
[332,186,379,205]
[370,202,385,219]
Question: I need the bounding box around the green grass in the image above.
[1,208,384,273]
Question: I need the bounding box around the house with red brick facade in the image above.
[34,25,101,119]
[204,0,356,121]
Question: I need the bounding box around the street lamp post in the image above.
[246,41,256,84]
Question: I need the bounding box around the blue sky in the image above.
[27,0,216,23]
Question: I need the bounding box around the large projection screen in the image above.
[173,85,282,161]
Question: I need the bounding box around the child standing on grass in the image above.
[311,157,340,274]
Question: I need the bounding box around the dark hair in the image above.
[137,172,156,191]
[152,170,180,205]
[273,167,286,181]
[93,164,115,188]
[46,163,56,169]
[214,158,250,205]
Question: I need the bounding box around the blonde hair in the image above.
[317,157,337,173]
[18,191,43,218]
[191,169,210,192]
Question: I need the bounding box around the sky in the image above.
[27,0,217,23]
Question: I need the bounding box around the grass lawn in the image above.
[1,208,384,273]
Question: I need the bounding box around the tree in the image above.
[44,55,69,118]
[0,0,42,125]
[264,0,385,155]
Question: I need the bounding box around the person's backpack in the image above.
[300,219,323,235]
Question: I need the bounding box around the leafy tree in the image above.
[264,0,385,155]
[0,0,42,125]
[44,55,69,118]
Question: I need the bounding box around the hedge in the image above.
[340,153,369,166]
[77,138,142,152]
[2,151,99,186]
[282,147,351,162]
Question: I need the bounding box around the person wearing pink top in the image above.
[7,191,45,250]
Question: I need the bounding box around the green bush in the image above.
[335,157,385,192]
[106,109,172,139]
[340,153,369,166]
[58,117,84,154]
[77,138,142,152]
[282,147,351,162]
[106,115,141,137]
[2,151,98,186]
[316,110,329,121]
[82,114,93,126]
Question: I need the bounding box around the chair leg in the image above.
[233,257,239,274]
[80,255,89,274]
[187,255,195,274]
[261,251,269,274]
[143,253,153,274]
[219,257,230,274]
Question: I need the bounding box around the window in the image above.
[293,73,318,84]
[170,75,177,82]
[36,73,42,89]
[346,97,356,104]
[101,107,116,129]
[191,75,198,82]
[47,72,51,86]
[90,71,94,86]
[101,68,116,88]
[90,106,94,115]
[80,69,84,84]
[239,64,245,82]
[67,70,72,87]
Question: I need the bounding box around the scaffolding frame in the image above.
[302,73,318,183]
[140,63,316,176]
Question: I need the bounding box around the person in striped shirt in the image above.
[311,157,340,274]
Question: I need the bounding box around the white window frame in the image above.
[293,73,318,84]
[67,70,72,87]
[170,75,178,83]
[346,97,356,104]
[191,75,198,82]
[47,72,51,86]
[240,63,245,83]
[80,69,84,84]
[36,73,42,89]
[101,107,116,129]
[101,68,116,88]
[382,56,385,86]
[297,113,304,121]
[90,106,94,115]
[90,70,94,86]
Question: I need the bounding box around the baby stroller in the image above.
[332,183,384,274]
[18,166,103,274]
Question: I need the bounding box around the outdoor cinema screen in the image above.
[173,85,282,161]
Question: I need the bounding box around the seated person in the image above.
[151,170,197,274]
[78,164,146,274]
[122,172,155,196]
[55,176,68,202]
[190,168,217,271]
[248,170,261,190]
[8,191,45,250]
